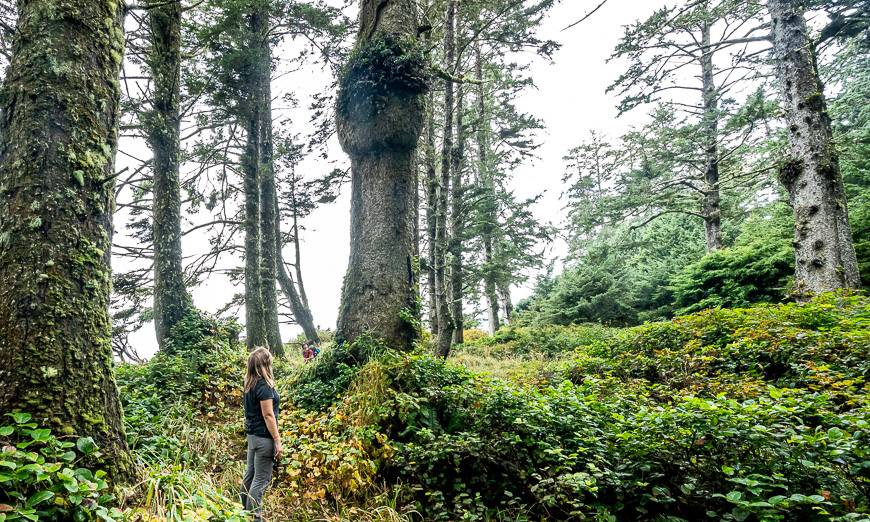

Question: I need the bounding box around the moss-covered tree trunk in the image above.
[257,36,283,355]
[335,0,427,350]
[769,0,861,296]
[700,21,722,252]
[242,10,266,350]
[145,0,192,348]
[434,0,456,357]
[0,0,131,480]
[475,42,500,335]
[449,78,465,347]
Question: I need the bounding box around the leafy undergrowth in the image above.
[284,292,869,521]
[4,295,868,521]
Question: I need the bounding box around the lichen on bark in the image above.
[0,0,132,481]
[144,0,193,349]
[769,0,861,297]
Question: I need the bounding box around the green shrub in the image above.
[459,323,614,359]
[0,413,121,522]
[117,311,243,421]
[572,292,870,403]
[307,349,869,520]
[290,334,389,411]
[281,294,870,520]
[670,205,794,315]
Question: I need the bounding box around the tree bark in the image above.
[0,0,131,480]
[449,77,466,346]
[146,0,192,349]
[500,282,513,324]
[700,21,723,252]
[769,0,861,296]
[434,0,456,357]
[242,11,266,350]
[335,0,426,350]
[475,42,500,334]
[257,35,283,355]
[425,90,439,334]
[292,208,312,311]
[275,193,319,344]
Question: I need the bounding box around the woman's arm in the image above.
[259,399,282,459]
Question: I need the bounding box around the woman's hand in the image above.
[274,438,282,460]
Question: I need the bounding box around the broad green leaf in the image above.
[25,490,54,507]
[7,413,31,424]
[76,437,97,455]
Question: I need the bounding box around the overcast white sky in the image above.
[119,0,664,358]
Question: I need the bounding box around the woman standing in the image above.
[241,347,282,520]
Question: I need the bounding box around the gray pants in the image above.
[241,434,275,520]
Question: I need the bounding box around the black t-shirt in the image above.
[243,378,279,438]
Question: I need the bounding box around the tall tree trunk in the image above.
[335,0,426,350]
[146,0,192,349]
[0,0,131,480]
[700,21,722,252]
[257,32,283,355]
[769,0,861,296]
[475,42,500,335]
[449,78,466,345]
[275,192,319,344]
[425,90,439,334]
[243,111,265,350]
[422,0,438,335]
[242,11,266,350]
[435,0,456,357]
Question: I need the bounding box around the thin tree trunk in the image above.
[769,0,861,296]
[257,33,283,355]
[475,42,500,334]
[700,21,722,252]
[146,0,192,349]
[335,0,426,350]
[449,76,466,346]
[414,153,421,298]
[435,0,456,357]
[425,90,439,334]
[0,0,131,480]
[500,282,513,323]
[292,209,311,311]
[243,110,265,349]
[275,190,319,343]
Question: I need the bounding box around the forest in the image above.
[0,0,868,520]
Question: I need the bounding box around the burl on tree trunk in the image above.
[0,0,132,480]
[335,0,428,350]
[769,0,861,297]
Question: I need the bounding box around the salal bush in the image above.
[0,412,121,522]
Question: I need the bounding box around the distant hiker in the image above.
[241,347,281,521]
[302,342,315,362]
